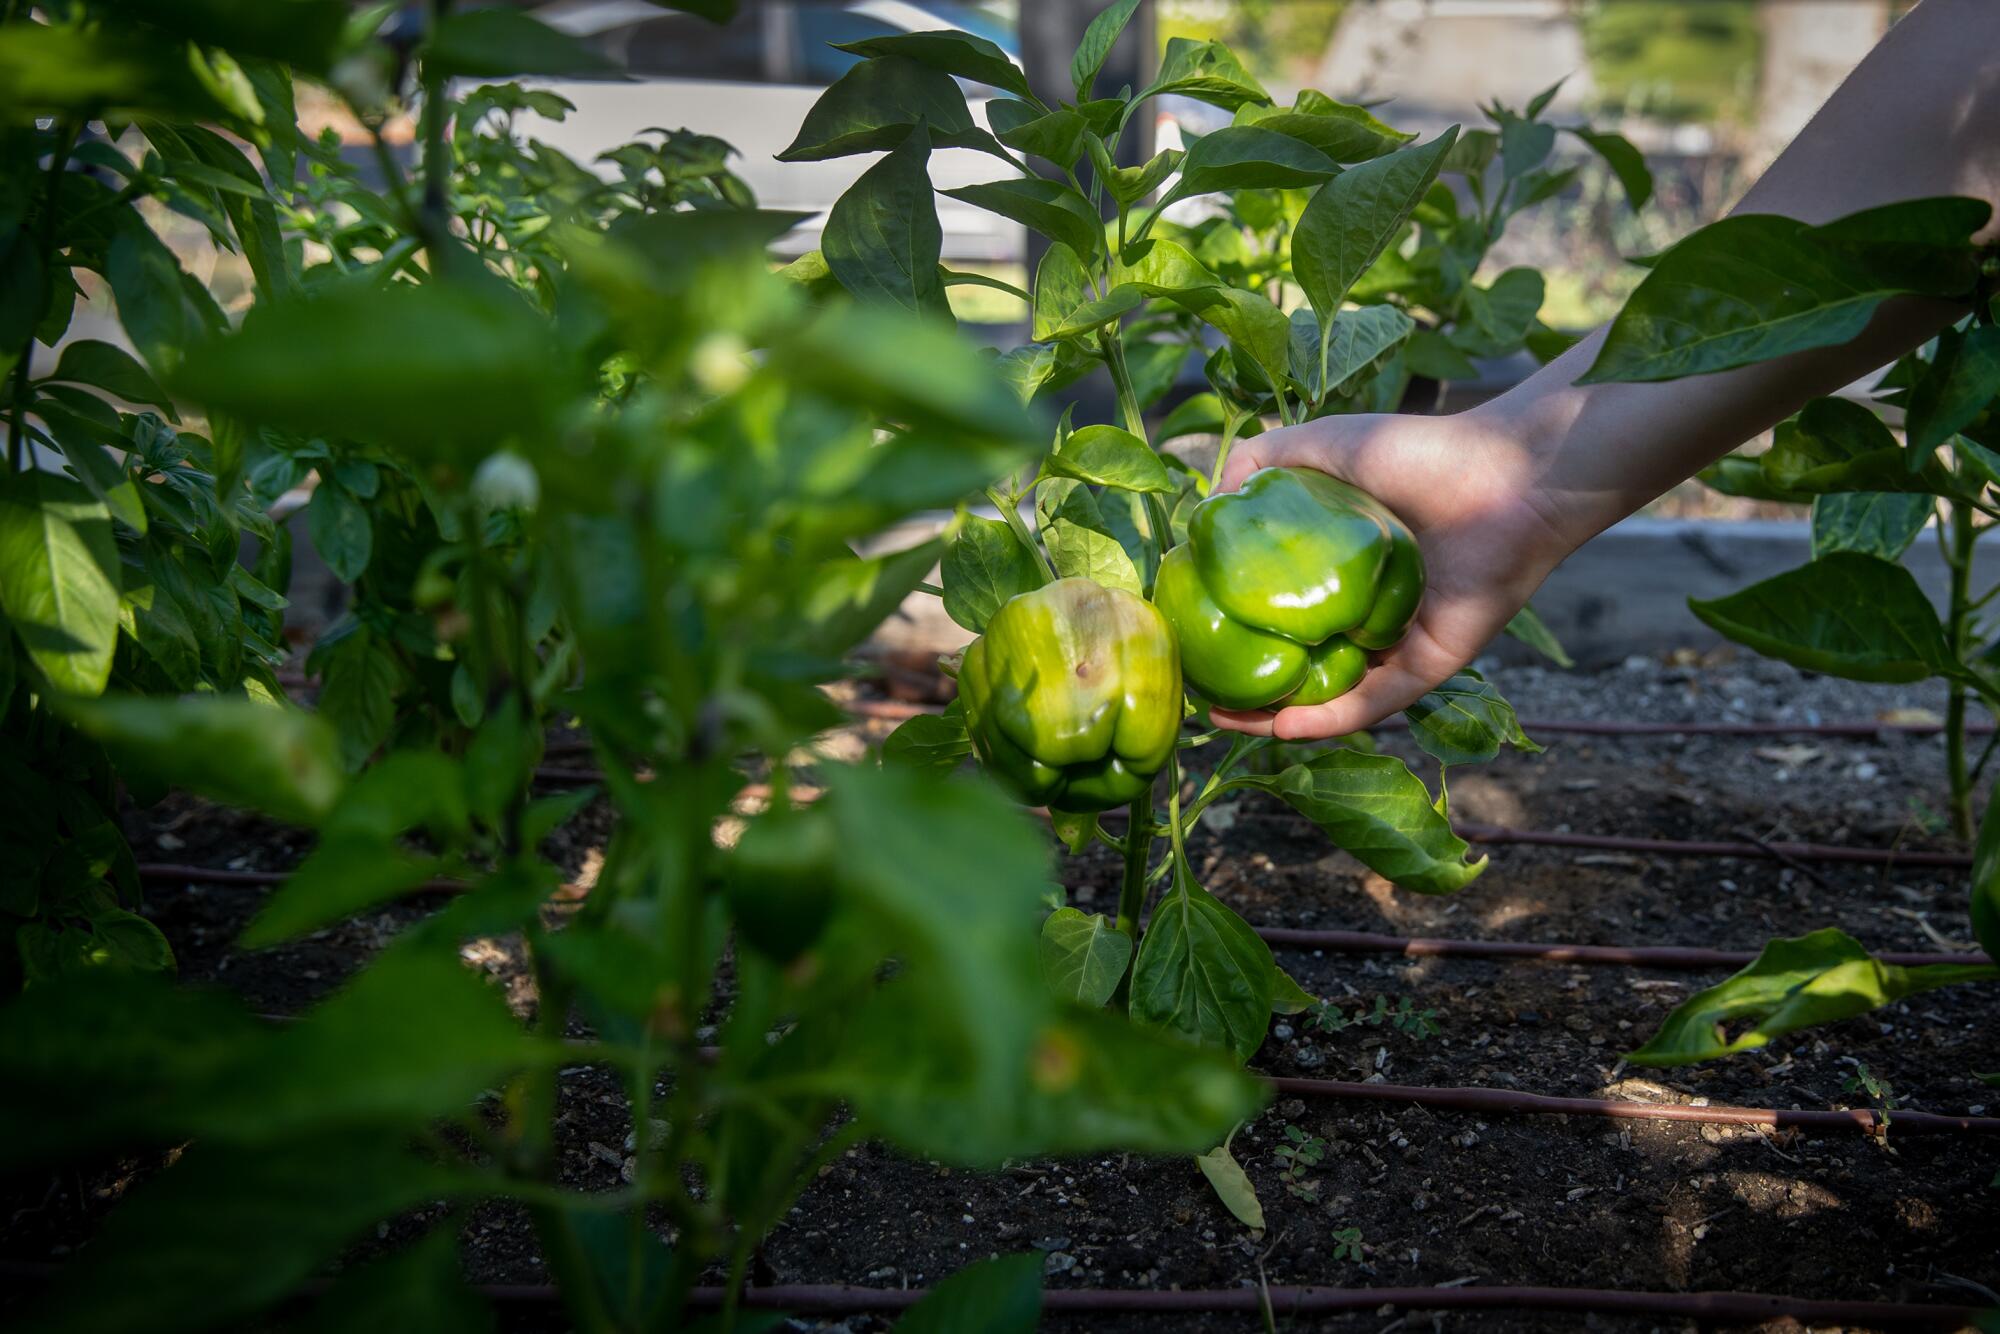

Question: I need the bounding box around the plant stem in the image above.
[1946,499,1978,838]
[1207,411,1243,495]
[985,486,1055,583]
[1101,329,1146,438]
[9,120,77,473]
[1114,792,1151,938]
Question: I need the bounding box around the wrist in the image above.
[1451,398,1581,577]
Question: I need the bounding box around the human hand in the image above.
[1208,408,1572,740]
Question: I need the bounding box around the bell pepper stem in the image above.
[986,486,1055,584]
[1114,791,1152,940]
[1207,411,1244,496]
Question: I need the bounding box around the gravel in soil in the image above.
[6,654,1998,1333]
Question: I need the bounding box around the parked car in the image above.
[522,0,1026,259]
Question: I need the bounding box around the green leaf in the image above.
[791,537,946,657]
[895,1253,1043,1334]
[0,23,231,119]
[1104,239,1291,387]
[1972,783,2000,961]
[1195,1137,1266,1230]
[19,1133,475,1334]
[1496,114,1555,180]
[1158,125,1337,207]
[779,55,988,161]
[1907,324,2000,454]
[1235,749,1487,894]
[1403,328,1478,382]
[60,694,343,826]
[173,282,561,462]
[1036,478,1141,593]
[943,516,1041,633]
[1130,870,1276,1060]
[989,101,1090,168]
[1292,130,1457,380]
[1502,603,1574,669]
[1045,424,1172,493]
[834,30,1032,100]
[1140,37,1270,111]
[824,124,948,319]
[1688,553,1951,684]
[1581,198,1990,383]
[1031,240,1094,342]
[882,701,973,776]
[89,0,349,72]
[240,837,445,949]
[1628,928,1996,1066]
[1072,0,1144,99]
[1455,267,1544,358]
[307,481,372,583]
[106,224,193,377]
[0,471,120,696]
[778,302,1041,446]
[1089,141,1182,205]
[1270,966,1318,1015]
[1762,397,1957,496]
[425,9,619,78]
[302,1228,491,1334]
[1810,492,1931,562]
[49,338,175,413]
[943,177,1105,263]
[1403,671,1543,767]
[1567,127,1652,209]
[1320,303,1415,397]
[1235,92,1412,164]
[34,405,148,534]
[1039,908,1133,1008]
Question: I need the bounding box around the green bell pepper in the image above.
[1154,466,1423,711]
[959,578,1182,813]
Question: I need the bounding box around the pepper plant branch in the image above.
[986,486,1055,583]
[9,120,76,473]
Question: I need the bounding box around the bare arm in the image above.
[1214,0,2000,741]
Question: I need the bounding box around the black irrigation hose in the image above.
[135,863,1987,970]
[1448,821,1975,869]
[1253,926,1986,970]
[1269,1077,2000,1135]
[0,1262,1981,1326]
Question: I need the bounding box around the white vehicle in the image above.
[524,0,1027,260]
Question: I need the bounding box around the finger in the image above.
[1266,658,1441,741]
[1208,705,1277,736]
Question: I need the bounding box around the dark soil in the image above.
[6,652,1998,1333]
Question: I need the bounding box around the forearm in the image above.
[1477,0,2000,554]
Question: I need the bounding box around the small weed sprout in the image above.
[1842,1062,1900,1135]
[1309,994,1440,1040]
[1271,1124,1328,1201]
[1329,1227,1366,1262]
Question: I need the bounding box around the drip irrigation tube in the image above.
[1448,822,1973,868]
[0,1263,1977,1326]
[134,862,1986,970]
[838,694,1998,739]
[1252,927,1985,970]
[1271,1076,2000,1134]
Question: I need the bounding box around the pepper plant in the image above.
[1572,195,2000,1063]
[0,1,309,989]
[785,0,1579,1065]
[2,3,1263,1330]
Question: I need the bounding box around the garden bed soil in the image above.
[6,651,1998,1332]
